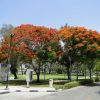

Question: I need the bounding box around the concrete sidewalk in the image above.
[0,86,56,94]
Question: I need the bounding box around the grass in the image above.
[0,74,68,88]
[16,74,68,80]
[11,74,87,81]
[0,74,98,90]
[10,74,68,88]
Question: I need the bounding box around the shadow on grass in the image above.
[78,79,100,87]
[84,82,100,87]
[0,79,68,89]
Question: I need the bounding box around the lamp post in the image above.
[5,33,12,89]
[5,64,9,89]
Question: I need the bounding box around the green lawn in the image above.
[0,74,91,89]
[16,74,68,80]
[13,74,87,81]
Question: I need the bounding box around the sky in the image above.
[0,0,100,32]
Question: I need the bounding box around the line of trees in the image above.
[0,24,100,82]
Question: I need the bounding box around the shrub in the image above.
[63,81,79,89]
[94,77,99,82]
[79,79,93,85]
[55,85,64,90]
[63,79,94,90]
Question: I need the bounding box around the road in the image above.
[35,82,100,100]
[0,83,100,100]
[0,92,54,100]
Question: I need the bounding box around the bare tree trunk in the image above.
[67,67,71,80]
[36,66,40,82]
[85,67,86,79]
[21,65,24,75]
[76,65,78,81]
[10,66,17,79]
[89,69,92,80]
[36,72,40,82]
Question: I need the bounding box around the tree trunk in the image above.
[96,67,99,79]
[48,63,52,74]
[36,66,40,82]
[36,72,40,82]
[85,70,86,79]
[84,67,86,79]
[76,65,78,81]
[9,34,18,79]
[21,65,23,75]
[70,67,72,81]
[10,66,17,79]
[67,67,71,80]
[69,56,72,81]
[89,69,92,80]
[44,66,46,80]
[32,59,42,82]
[49,68,51,74]
[49,66,52,74]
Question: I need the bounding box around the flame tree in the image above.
[59,26,100,80]
[12,24,59,82]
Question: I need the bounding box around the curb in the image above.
[29,90,39,92]
[0,91,10,94]
[46,90,56,92]
[0,89,56,94]
[15,90,22,92]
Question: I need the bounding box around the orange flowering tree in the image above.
[1,23,99,81]
[12,24,59,82]
[0,39,9,62]
[59,26,100,80]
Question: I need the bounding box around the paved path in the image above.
[35,82,100,100]
[0,86,56,93]
[0,83,100,100]
[0,86,56,100]
[0,92,55,100]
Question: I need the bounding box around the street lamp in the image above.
[5,64,10,89]
[5,33,12,89]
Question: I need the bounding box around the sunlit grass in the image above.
[0,74,94,89]
[10,74,88,81]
